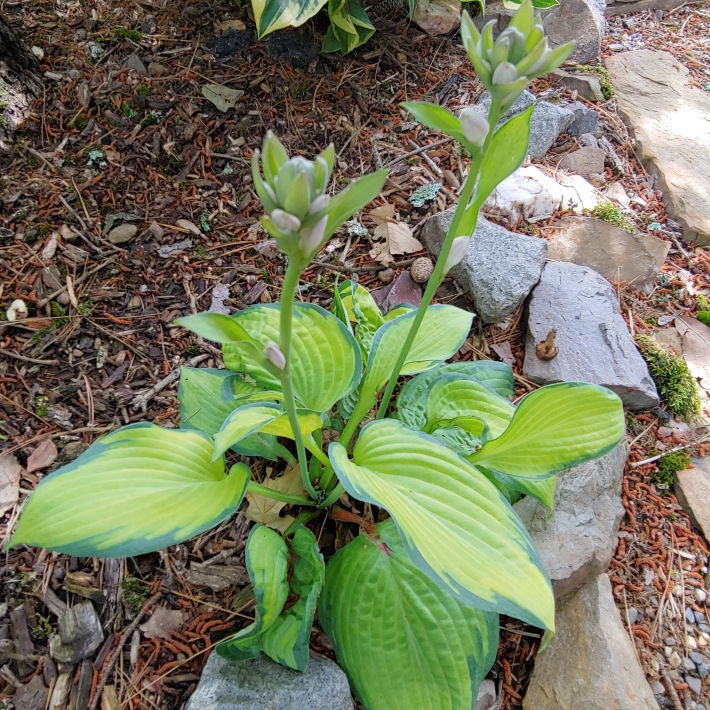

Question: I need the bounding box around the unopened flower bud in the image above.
[492,62,518,86]
[309,194,330,215]
[443,236,471,272]
[300,215,329,256]
[263,341,286,370]
[271,209,301,233]
[459,108,490,147]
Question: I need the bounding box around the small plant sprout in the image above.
[9,5,626,709]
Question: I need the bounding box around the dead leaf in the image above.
[176,219,201,235]
[0,454,22,516]
[139,606,186,640]
[201,84,244,113]
[26,439,58,473]
[368,203,422,264]
[676,316,710,389]
[101,685,118,710]
[490,341,516,368]
[219,18,246,30]
[245,466,305,533]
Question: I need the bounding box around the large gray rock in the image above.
[546,216,670,291]
[421,209,547,324]
[474,91,574,159]
[557,147,606,177]
[605,50,710,245]
[186,652,354,710]
[606,0,679,15]
[674,458,710,542]
[514,444,626,599]
[523,574,659,710]
[523,262,659,409]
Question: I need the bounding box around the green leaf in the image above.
[431,425,483,457]
[222,303,362,413]
[326,0,375,54]
[261,526,325,671]
[401,102,471,148]
[333,280,384,362]
[325,171,388,239]
[328,419,554,630]
[468,382,625,479]
[359,305,473,411]
[251,0,328,36]
[175,312,258,346]
[11,424,249,558]
[218,525,290,662]
[319,519,499,710]
[213,403,326,460]
[383,303,416,321]
[491,470,557,510]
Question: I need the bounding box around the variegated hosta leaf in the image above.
[491,470,558,510]
[222,303,362,413]
[395,361,514,431]
[332,279,384,362]
[11,424,249,558]
[328,419,554,630]
[320,519,499,710]
[212,403,325,460]
[468,382,625,479]
[251,0,328,37]
[218,525,290,662]
[323,0,375,54]
[261,526,325,671]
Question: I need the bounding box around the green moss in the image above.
[591,203,636,233]
[50,301,66,318]
[636,335,700,420]
[697,294,709,311]
[123,575,149,614]
[575,63,614,99]
[698,311,710,327]
[185,344,201,356]
[100,27,143,42]
[655,451,691,487]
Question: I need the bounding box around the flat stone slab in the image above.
[547,216,670,291]
[514,444,626,599]
[186,652,354,710]
[558,147,606,177]
[523,574,659,710]
[523,262,659,409]
[605,50,710,245]
[675,460,710,541]
[421,209,547,324]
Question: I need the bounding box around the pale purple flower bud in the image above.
[271,209,301,233]
[459,107,490,147]
[443,236,471,272]
[492,61,518,86]
[308,194,330,215]
[263,341,286,370]
[300,215,329,256]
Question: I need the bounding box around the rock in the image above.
[148,62,167,77]
[514,444,626,599]
[421,209,547,324]
[474,91,575,159]
[186,652,354,710]
[108,224,138,244]
[604,182,631,209]
[566,102,600,136]
[13,674,48,710]
[578,133,599,149]
[696,588,708,604]
[474,679,497,710]
[541,0,606,63]
[687,675,703,696]
[558,147,606,176]
[49,601,104,664]
[413,0,461,35]
[552,69,606,103]
[125,54,148,76]
[675,464,710,541]
[523,262,659,409]
[606,0,679,16]
[649,680,665,695]
[627,607,640,625]
[605,51,710,245]
[546,216,670,290]
[523,574,660,710]
[370,270,423,313]
[483,166,601,226]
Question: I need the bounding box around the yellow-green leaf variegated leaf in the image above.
[252,0,328,37]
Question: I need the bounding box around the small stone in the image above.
[649,680,665,695]
[148,62,167,77]
[378,268,394,284]
[687,607,697,624]
[664,638,676,646]
[558,147,606,177]
[696,611,706,624]
[49,601,104,664]
[673,585,685,598]
[688,636,699,650]
[474,679,496,710]
[684,657,697,672]
[627,607,640,625]
[56,292,70,306]
[687,675,703,696]
[552,69,606,103]
[698,663,709,679]
[409,257,434,284]
[669,651,682,668]
[675,465,710,543]
[566,102,600,136]
[412,0,461,35]
[125,53,148,76]
[604,182,631,209]
[108,224,138,244]
[578,133,599,149]
[690,652,704,665]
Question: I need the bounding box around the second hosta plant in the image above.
[10,5,622,708]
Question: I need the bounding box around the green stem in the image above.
[284,509,321,536]
[247,480,317,507]
[319,482,344,509]
[375,103,502,420]
[278,260,319,500]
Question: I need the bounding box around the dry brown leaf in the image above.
[26,438,58,473]
[368,203,422,264]
[101,685,118,710]
[245,466,305,533]
[219,18,246,30]
[139,606,186,640]
[0,454,22,516]
[176,219,201,235]
[676,316,710,389]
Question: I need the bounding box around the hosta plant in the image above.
[10,5,623,708]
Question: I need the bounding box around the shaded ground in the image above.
[2,0,710,708]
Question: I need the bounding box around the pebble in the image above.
[699,633,710,647]
[700,624,710,634]
[673,584,685,597]
[627,607,640,625]
[665,637,677,646]
[690,652,704,665]
[688,636,698,650]
[695,611,706,624]
[670,651,682,668]
[686,675,703,696]
[378,268,394,284]
[649,680,665,695]
[684,657,697,672]
[56,292,70,306]
[695,588,708,603]
[699,663,709,679]
[687,607,697,624]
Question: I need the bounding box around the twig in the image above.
[408,139,443,177]
[661,672,684,710]
[38,259,114,308]
[0,349,59,365]
[88,592,162,710]
[311,257,417,274]
[384,137,452,168]
[631,435,710,467]
[130,354,209,411]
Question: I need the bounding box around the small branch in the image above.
[311,257,416,274]
[131,354,209,412]
[630,435,710,467]
[384,137,452,168]
[0,349,59,365]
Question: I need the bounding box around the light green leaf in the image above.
[325,171,388,239]
[213,403,325,460]
[217,525,290,662]
[383,303,416,321]
[431,425,483,457]
[468,382,625,479]
[328,419,554,630]
[319,519,498,710]
[222,303,362,413]
[11,424,249,558]
[325,0,375,54]
[401,102,471,148]
[492,470,557,510]
[175,312,257,346]
[261,526,325,671]
[252,0,328,36]
[333,280,384,362]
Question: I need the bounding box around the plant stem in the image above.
[375,103,501,420]
[278,260,319,500]
[247,480,317,507]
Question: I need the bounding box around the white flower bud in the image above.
[271,209,301,233]
[443,236,471,272]
[459,108,490,147]
[308,194,330,215]
[300,215,329,256]
[492,62,518,86]
[6,299,28,322]
[263,341,286,370]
